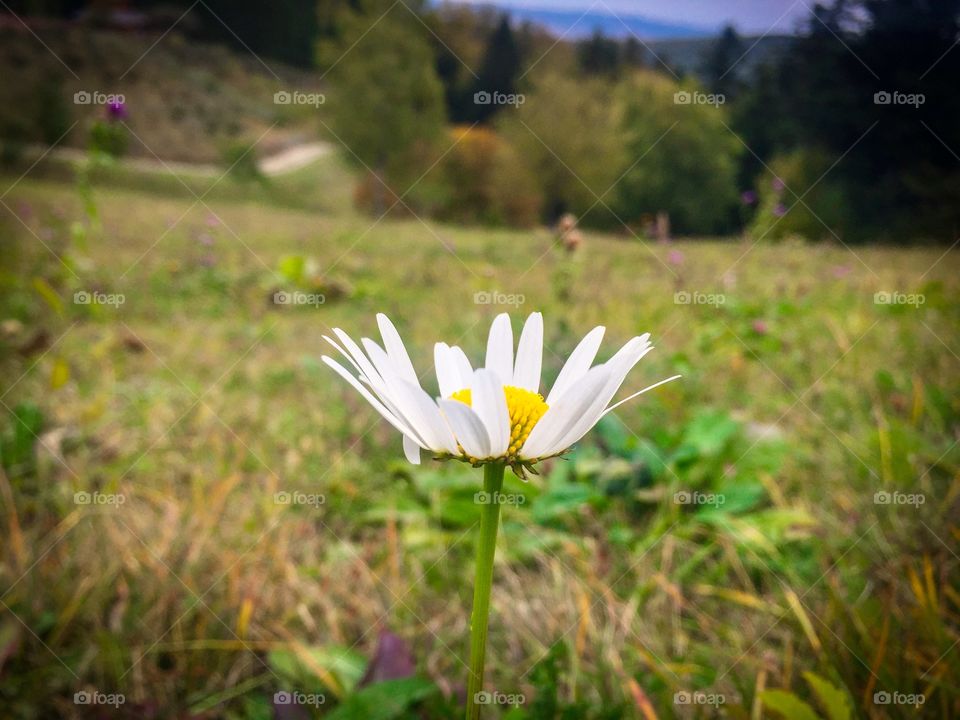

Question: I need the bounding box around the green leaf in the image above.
[267,645,366,698]
[803,672,851,720]
[32,277,63,316]
[760,689,822,720]
[326,677,438,720]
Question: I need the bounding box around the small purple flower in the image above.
[205,213,220,227]
[773,203,787,217]
[772,176,785,192]
[198,233,214,247]
[752,320,768,335]
[668,249,684,266]
[740,190,757,205]
[106,101,127,121]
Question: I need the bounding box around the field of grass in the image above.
[0,161,958,718]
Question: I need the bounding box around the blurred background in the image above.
[0,0,957,717]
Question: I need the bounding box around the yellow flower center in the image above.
[450,385,549,459]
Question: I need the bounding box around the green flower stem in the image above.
[466,461,506,720]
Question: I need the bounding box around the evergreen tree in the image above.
[468,15,522,124]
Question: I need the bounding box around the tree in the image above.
[699,25,745,99]
[615,73,740,235]
[577,30,622,76]
[468,15,522,123]
[498,72,626,225]
[325,0,447,211]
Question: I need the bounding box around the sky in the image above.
[450,0,812,34]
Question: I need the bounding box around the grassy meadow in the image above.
[1,156,958,718]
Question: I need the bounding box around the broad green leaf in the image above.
[326,677,437,720]
[804,672,851,720]
[760,689,822,720]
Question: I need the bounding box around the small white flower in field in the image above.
[322,312,679,477]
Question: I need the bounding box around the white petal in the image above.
[513,312,543,392]
[434,343,459,398]
[470,368,510,457]
[548,337,655,452]
[484,313,514,386]
[403,434,422,464]
[449,345,473,389]
[377,313,420,387]
[360,338,453,452]
[439,399,490,458]
[602,375,682,416]
[332,328,384,387]
[546,326,605,404]
[521,365,609,459]
[321,356,423,443]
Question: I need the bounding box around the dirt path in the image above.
[24,141,334,178]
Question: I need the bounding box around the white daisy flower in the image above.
[322,312,680,476]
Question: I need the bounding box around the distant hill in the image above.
[493,5,713,39]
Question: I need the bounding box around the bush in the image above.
[747,149,850,241]
[438,126,542,227]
